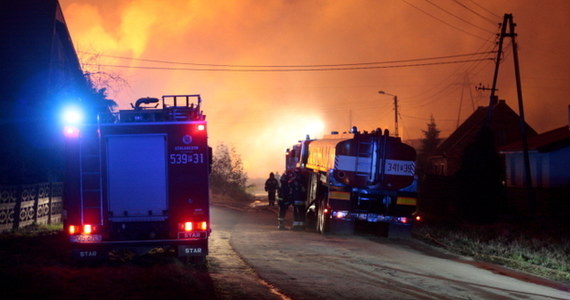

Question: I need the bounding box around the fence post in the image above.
[13,185,22,230]
[33,183,39,225]
[48,183,52,225]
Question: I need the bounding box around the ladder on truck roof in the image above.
[78,120,104,225]
[355,136,377,184]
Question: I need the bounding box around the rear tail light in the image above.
[333,210,350,219]
[184,222,193,232]
[179,221,208,232]
[198,221,208,231]
[67,224,96,235]
[415,215,422,222]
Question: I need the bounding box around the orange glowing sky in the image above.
[60,0,570,179]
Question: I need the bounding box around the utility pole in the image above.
[489,14,534,216]
[378,91,399,137]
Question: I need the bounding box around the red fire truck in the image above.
[62,94,211,262]
[285,127,418,236]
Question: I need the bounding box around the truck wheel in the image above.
[317,206,329,234]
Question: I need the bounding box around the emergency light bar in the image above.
[61,106,84,124]
[61,105,85,138]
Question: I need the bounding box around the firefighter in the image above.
[264,172,279,206]
[290,170,306,231]
[277,171,292,230]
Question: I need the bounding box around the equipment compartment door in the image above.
[106,134,168,221]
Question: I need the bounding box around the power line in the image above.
[423,0,495,34]
[84,58,493,72]
[404,34,497,103]
[79,50,494,69]
[467,0,501,19]
[451,0,498,25]
[401,0,488,40]
[400,45,495,123]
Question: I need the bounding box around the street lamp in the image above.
[378,90,399,137]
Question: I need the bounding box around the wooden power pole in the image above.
[490,14,534,216]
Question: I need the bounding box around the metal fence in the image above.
[0,182,63,231]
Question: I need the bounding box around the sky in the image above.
[59,0,570,179]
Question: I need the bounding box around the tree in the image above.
[80,50,130,101]
[417,115,442,175]
[210,143,251,201]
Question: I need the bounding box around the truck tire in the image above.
[317,205,329,234]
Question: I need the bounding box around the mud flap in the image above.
[330,219,355,235]
[177,239,208,258]
[71,244,109,263]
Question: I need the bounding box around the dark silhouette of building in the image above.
[419,100,538,221]
[1,0,89,184]
[428,100,537,176]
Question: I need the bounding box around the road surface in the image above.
[210,203,570,300]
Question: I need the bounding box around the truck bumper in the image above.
[71,238,208,260]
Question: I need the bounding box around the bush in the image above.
[209,143,253,202]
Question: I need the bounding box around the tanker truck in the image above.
[285,127,418,236]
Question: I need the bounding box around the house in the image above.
[0,0,88,184]
[428,99,537,176]
[418,99,538,220]
[500,121,570,188]
[498,106,570,217]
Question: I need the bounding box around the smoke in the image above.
[61,0,570,179]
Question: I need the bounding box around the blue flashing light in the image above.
[62,106,84,124]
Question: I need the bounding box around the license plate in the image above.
[178,231,207,239]
[70,234,102,243]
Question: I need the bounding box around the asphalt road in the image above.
[210,204,570,300]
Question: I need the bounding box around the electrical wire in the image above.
[451,0,498,25]
[79,50,494,69]
[423,0,496,34]
[467,0,501,19]
[403,34,497,104]
[400,0,489,40]
[83,58,493,72]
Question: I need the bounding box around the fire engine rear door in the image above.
[106,134,168,221]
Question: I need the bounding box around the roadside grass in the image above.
[413,222,570,283]
[0,223,63,238]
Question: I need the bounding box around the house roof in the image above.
[499,125,570,153]
[433,100,537,159]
